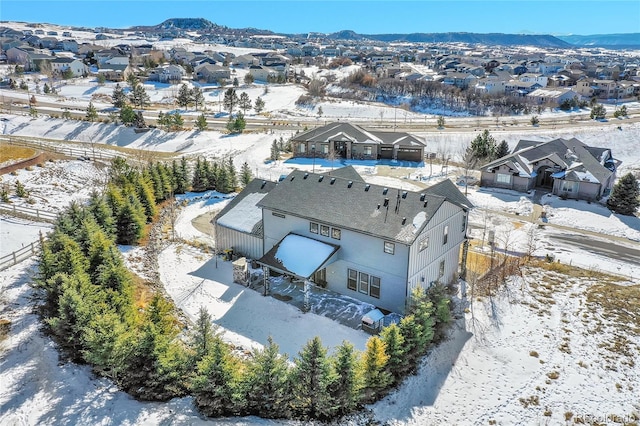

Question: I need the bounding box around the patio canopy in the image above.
[257,233,340,279]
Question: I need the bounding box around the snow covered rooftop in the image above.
[216,192,267,234]
[258,233,339,279]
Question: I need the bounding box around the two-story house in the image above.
[215,167,472,314]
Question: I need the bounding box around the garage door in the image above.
[396,148,423,161]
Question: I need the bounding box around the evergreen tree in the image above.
[244,73,254,84]
[408,287,436,349]
[120,294,188,401]
[607,172,640,215]
[437,115,445,128]
[590,103,606,120]
[15,180,27,198]
[254,96,265,114]
[47,272,95,362]
[177,83,192,108]
[613,105,628,118]
[133,111,146,128]
[238,92,251,113]
[195,113,208,131]
[226,157,237,191]
[119,104,136,125]
[468,129,497,163]
[192,158,207,192]
[171,112,184,130]
[87,191,116,239]
[398,314,427,372]
[192,338,243,417]
[240,162,252,187]
[43,83,51,94]
[361,336,391,403]
[116,194,147,245]
[135,176,158,221]
[233,77,239,87]
[328,341,362,416]
[380,323,407,383]
[191,86,205,111]
[242,337,291,418]
[157,111,170,131]
[129,83,150,108]
[495,140,510,159]
[290,336,334,419]
[223,88,238,114]
[270,139,280,161]
[188,307,220,366]
[112,83,127,108]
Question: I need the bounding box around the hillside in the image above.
[557,33,640,48]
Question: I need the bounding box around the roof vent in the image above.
[423,201,428,208]
[365,184,370,192]
[348,180,353,188]
[318,175,324,182]
[261,180,266,189]
[377,203,380,209]
[303,172,309,179]
[290,175,295,181]
[330,177,336,185]
[402,191,408,199]
[419,193,425,201]
[402,217,407,225]
[383,187,388,195]
[383,198,389,207]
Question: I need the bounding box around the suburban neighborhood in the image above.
[0,11,639,426]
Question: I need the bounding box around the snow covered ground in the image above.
[2,81,640,424]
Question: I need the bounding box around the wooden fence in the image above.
[0,203,57,223]
[0,136,119,162]
[0,238,42,272]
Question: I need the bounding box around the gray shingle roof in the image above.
[257,168,471,244]
[215,178,277,236]
[293,122,425,147]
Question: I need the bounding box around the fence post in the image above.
[12,251,17,265]
[36,209,40,220]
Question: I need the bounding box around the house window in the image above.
[443,225,449,244]
[320,225,330,237]
[364,146,372,156]
[359,272,370,294]
[439,260,445,277]
[272,212,285,219]
[310,222,318,234]
[370,276,381,299]
[298,144,306,154]
[384,241,395,255]
[331,228,341,240]
[462,214,467,232]
[561,180,578,193]
[496,173,512,184]
[419,237,429,251]
[322,144,329,154]
[347,269,357,291]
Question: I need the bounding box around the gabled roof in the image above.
[257,168,472,244]
[482,138,614,184]
[322,165,365,182]
[215,178,277,236]
[293,122,425,148]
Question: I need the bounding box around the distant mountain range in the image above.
[126,18,639,48]
[556,33,640,48]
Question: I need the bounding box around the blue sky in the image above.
[2,1,639,35]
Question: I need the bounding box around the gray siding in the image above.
[216,224,263,260]
[407,201,466,295]
[262,208,409,313]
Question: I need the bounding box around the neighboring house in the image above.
[50,57,88,77]
[248,65,281,82]
[97,63,132,81]
[505,80,542,97]
[291,122,426,162]
[215,166,472,314]
[59,40,79,53]
[231,54,258,68]
[147,64,186,83]
[526,87,577,106]
[193,63,230,83]
[518,73,548,87]
[480,138,618,200]
[442,72,477,89]
[474,77,506,95]
[6,47,55,71]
